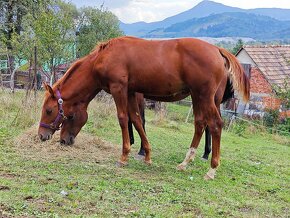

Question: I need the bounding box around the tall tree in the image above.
[76,7,123,57]
[0,0,29,72]
[11,0,78,85]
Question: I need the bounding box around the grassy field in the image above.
[0,90,289,217]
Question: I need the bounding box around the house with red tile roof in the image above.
[236,45,290,117]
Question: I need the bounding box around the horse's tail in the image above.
[221,77,234,103]
[219,48,250,102]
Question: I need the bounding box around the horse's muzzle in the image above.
[39,133,52,141]
[60,135,75,145]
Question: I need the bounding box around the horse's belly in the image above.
[129,68,186,96]
[130,79,186,97]
[144,91,190,102]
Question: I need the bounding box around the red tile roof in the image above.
[242,45,290,88]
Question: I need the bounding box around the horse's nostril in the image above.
[69,136,75,145]
[39,134,46,141]
[60,139,66,145]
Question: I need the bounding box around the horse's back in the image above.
[96,37,225,98]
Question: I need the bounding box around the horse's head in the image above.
[38,83,88,145]
[59,103,88,145]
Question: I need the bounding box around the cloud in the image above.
[68,0,132,9]
[112,0,200,23]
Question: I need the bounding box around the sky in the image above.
[68,0,290,23]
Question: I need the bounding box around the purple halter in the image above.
[40,89,67,131]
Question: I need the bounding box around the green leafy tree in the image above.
[231,39,244,55]
[3,1,123,86]
[273,78,290,109]
[76,7,123,57]
[0,1,54,64]
[11,0,78,85]
[0,0,30,72]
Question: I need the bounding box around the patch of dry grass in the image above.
[13,125,120,163]
[0,90,42,129]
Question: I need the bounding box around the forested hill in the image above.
[144,12,290,40]
[120,0,290,40]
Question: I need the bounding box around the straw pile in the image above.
[13,126,120,163]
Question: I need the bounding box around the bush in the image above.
[263,109,279,128]
[229,120,247,136]
[276,117,290,136]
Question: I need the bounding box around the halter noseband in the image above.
[40,89,67,131]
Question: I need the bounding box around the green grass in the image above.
[0,90,289,217]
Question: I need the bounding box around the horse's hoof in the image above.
[204,168,216,180]
[201,157,208,162]
[134,154,145,161]
[115,161,127,167]
[176,164,186,171]
[144,159,152,165]
[204,173,214,180]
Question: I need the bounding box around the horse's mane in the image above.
[54,59,83,88]
[91,36,138,55]
[91,37,117,54]
[54,36,137,89]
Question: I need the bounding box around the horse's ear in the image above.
[43,82,54,98]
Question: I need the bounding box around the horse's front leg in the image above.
[128,93,151,165]
[110,83,131,167]
[204,106,223,180]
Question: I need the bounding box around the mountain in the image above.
[248,8,290,21]
[120,1,243,36]
[144,12,290,40]
[120,0,290,38]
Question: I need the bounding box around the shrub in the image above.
[263,109,280,129]
[229,120,247,136]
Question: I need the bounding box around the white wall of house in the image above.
[235,49,254,115]
[236,50,256,66]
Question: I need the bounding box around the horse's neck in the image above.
[60,65,100,104]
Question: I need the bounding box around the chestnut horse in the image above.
[38,36,249,179]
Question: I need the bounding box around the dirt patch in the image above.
[0,186,10,191]
[13,126,120,163]
[0,203,12,218]
[0,173,20,179]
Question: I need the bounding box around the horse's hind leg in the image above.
[110,83,131,166]
[202,104,222,161]
[128,93,152,165]
[137,94,146,157]
[177,104,207,171]
[202,126,211,160]
[177,98,223,180]
[203,104,223,180]
[128,119,135,145]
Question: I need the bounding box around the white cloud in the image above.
[112,0,200,23]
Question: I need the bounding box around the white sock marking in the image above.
[206,168,216,179]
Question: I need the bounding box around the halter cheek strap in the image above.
[40,90,67,131]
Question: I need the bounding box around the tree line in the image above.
[0,0,123,85]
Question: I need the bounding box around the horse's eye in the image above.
[46,109,52,115]
[67,115,74,120]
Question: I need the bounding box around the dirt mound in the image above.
[13,126,120,163]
